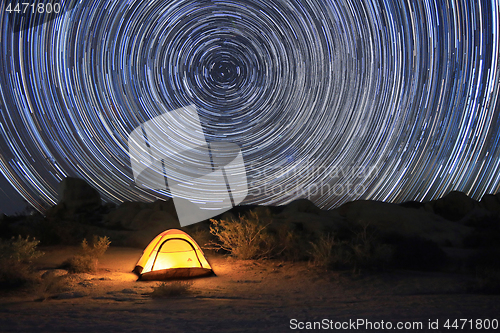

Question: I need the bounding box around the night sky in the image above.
[0,0,499,215]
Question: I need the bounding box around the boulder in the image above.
[281,199,322,215]
[128,209,179,230]
[150,199,178,217]
[275,202,347,236]
[426,191,478,221]
[336,200,473,246]
[103,200,179,231]
[480,193,500,214]
[58,177,101,211]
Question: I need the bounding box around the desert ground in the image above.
[0,246,499,332]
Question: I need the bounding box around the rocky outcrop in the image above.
[273,199,347,236]
[424,191,478,222]
[336,200,473,246]
[480,193,500,214]
[103,200,179,231]
[8,176,500,250]
[58,177,102,211]
[101,200,180,247]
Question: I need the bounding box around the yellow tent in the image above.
[134,229,213,280]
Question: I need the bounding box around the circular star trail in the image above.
[0,0,500,212]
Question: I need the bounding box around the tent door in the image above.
[151,238,204,271]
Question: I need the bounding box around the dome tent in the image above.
[134,229,213,280]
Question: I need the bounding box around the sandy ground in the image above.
[0,246,499,332]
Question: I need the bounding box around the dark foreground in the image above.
[0,247,498,332]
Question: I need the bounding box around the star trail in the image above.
[0,0,499,212]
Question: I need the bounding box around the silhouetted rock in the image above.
[13,176,500,250]
[103,200,179,231]
[399,201,425,209]
[426,191,478,221]
[480,193,500,214]
[281,199,322,215]
[58,177,101,211]
[273,200,347,236]
[336,200,473,246]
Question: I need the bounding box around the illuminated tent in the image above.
[134,229,213,280]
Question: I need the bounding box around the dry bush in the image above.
[309,224,393,272]
[150,281,193,298]
[273,226,310,262]
[0,236,44,289]
[349,224,393,271]
[188,226,214,249]
[209,209,276,259]
[309,233,351,268]
[36,271,72,300]
[63,235,110,273]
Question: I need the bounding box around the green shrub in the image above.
[63,235,110,273]
[209,209,276,259]
[0,236,44,289]
[151,281,193,298]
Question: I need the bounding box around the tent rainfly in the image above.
[134,229,213,280]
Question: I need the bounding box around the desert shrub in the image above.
[62,235,110,273]
[36,271,72,300]
[273,226,310,262]
[209,209,276,259]
[349,224,393,270]
[310,234,350,268]
[0,236,44,289]
[188,226,214,249]
[35,217,100,246]
[309,224,393,272]
[150,281,193,298]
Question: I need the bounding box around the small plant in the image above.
[0,236,44,289]
[63,235,110,273]
[189,227,214,249]
[309,224,393,272]
[349,223,393,271]
[150,280,193,298]
[209,209,275,259]
[274,227,309,262]
[309,233,351,269]
[36,271,71,300]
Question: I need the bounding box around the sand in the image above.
[0,246,499,332]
